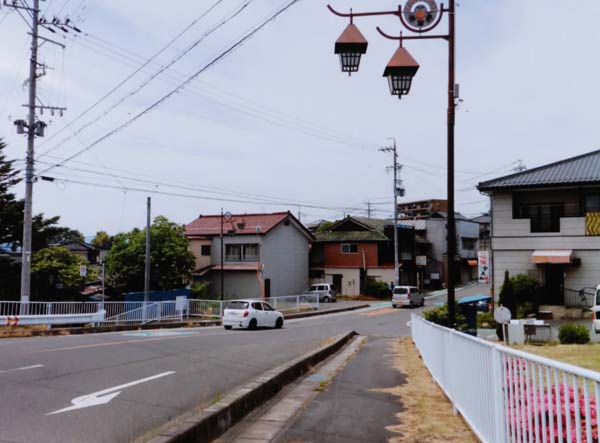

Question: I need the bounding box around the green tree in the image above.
[315,221,335,233]
[31,247,97,299]
[497,270,517,340]
[105,216,195,293]
[91,230,112,249]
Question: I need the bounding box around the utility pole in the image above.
[220,208,224,301]
[144,197,151,303]
[6,0,69,310]
[514,159,527,172]
[380,139,404,286]
[366,201,372,219]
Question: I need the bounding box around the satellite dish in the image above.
[494,306,512,324]
[224,212,232,221]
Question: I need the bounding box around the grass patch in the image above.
[515,343,600,372]
[380,338,479,443]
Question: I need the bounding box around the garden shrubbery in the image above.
[364,280,390,299]
[558,323,590,344]
[423,302,466,329]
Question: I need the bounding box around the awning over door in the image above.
[531,250,573,264]
[467,260,478,267]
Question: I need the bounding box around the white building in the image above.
[478,149,600,311]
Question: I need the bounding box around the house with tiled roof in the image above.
[185,211,313,299]
[309,216,416,296]
[478,149,600,317]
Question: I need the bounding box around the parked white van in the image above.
[392,286,425,308]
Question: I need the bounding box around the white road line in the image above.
[47,371,176,415]
[0,364,43,374]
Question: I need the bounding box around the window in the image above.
[201,245,211,256]
[526,204,562,233]
[227,301,248,310]
[225,244,259,261]
[393,287,408,295]
[262,303,274,311]
[243,244,259,261]
[252,302,263,310]
[585,194,600,213]
[225,244,241,261]
[461,238,476,250]
[341,243,358,254]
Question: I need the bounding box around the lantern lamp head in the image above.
[334,23,368,75]
[383,46,420,98]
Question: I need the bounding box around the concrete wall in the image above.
[321,268,361,296]
[261,220,310,297]
[189,238,212,270]
[457,220,480,259]
[210,271,260,299]
[425,219,447,262]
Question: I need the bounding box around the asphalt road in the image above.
[0,303,412,443]
[0,283,488,443]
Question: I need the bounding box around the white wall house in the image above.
[478,149,600,308]
[185,212,313,299]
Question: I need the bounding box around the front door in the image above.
[545,265,564,305]
[333,274,343,293]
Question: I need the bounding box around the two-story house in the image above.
[478,149,600,309]
[401,212,480,288]
[185,212,313,299]
[310,216,416,295]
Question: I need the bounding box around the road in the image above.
[0,283,488,443]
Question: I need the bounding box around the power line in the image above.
[39,0,305,174]
[36,0,227,157]
[38,174,373,213]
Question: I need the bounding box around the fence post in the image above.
[47,303,52,316]
[296,295,299,312]
[492,346,507,443]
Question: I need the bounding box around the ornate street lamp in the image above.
[334,23,368,75]
[327,0,461,329]
[383,46,419,99]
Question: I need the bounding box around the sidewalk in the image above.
[275,337,478,443]
[276,337,404,443]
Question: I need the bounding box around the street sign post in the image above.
[79,265,87,277]
[494,306,512,342]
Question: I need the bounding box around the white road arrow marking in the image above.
[47,371,175,415]
[0,364,43,374]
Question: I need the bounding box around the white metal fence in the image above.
[411,314,600,443]
[0,295,320,327]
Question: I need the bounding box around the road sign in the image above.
[494,306,512,324]
[478,251,490,283]
[79,265,87,277]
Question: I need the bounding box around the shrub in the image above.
[191,281,212,299]
[423,302,466,329]
[364,280,390,299]
[477,311,496,329]
[558,323,590,344]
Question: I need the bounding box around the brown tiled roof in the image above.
[186,212,290,237]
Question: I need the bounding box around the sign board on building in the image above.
[430,272,440,280]
[416,255,427,267]
[79,265,87,277]
[478,251,490,283]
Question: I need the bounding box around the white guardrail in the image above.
[411,313,600,443]
[0,310,106,326]
[0,295,320,327]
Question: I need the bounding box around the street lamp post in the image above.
[328,0,458,327]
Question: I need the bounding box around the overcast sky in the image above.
[1,0,599,237]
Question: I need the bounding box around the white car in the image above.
[222,299,284,330]
[392,286,425,308]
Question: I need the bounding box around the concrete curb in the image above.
[285,304,370,320]
[146,330,358,443]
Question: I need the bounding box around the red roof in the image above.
[185,212,291,238]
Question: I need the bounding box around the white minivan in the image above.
[392,286,425,308]
[592,285,600,333]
